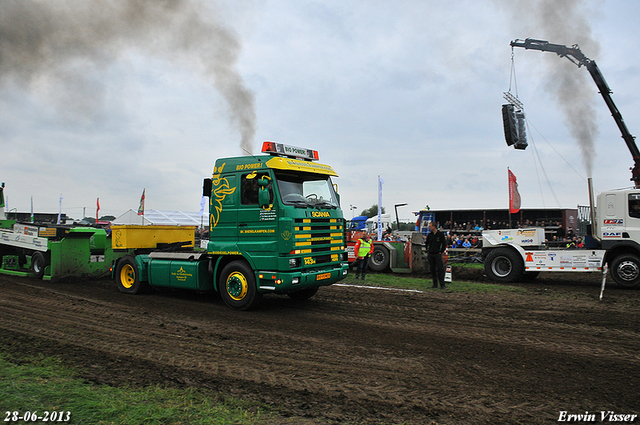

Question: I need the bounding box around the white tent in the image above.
[114,209,204,226]
[113,209,152,225]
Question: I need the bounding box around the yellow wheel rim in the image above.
[226,271,248,301]
[120,264,135,289]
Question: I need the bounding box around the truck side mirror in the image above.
[203,178,212,197]
[258,176,272,210]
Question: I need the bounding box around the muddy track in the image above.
[1,274,639,424]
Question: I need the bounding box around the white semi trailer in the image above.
[483,184,640,288]
[483,39,640,288]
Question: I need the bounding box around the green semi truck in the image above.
[114,142,349,310]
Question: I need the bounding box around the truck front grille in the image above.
[293,218,344,264]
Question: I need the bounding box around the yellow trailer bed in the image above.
[111,225,195,249]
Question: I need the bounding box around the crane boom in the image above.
[510,38,640,187]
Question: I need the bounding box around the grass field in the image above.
[341,268,523,294]
[0,353,271,425]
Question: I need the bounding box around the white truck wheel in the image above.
[610,254,640,288]
[484,248,524,283]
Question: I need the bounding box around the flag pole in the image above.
[507,167,522,228]
[0,182,5,221]
[377,175,384,241]
[57,194,63,225]
[138,189,146,225]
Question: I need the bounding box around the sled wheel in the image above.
[31,252,47,279]
[369,245,389,272]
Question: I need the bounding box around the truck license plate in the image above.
[316,273,331,281]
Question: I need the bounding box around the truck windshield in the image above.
[275,171,339,209]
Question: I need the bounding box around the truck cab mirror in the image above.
[203,178,212,197]
[258,176,272,210]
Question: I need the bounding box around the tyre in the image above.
[484,248,524,283]
[287,286,318,300]
[610,254,640,288]
[368,245,390,272]
[31,252,47,279]
[115,256,148,294]
[219,261,262,310]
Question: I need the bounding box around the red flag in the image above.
[96,197,100,220]
[137,189,145,216]
[508,169,521,214]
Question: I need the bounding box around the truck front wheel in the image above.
[610,254,640,288]
[220,261,262,310]
[484,248,524,283]
[116,256,148,294]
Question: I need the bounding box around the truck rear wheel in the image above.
[369,245,390,272]
[610,254,640,288]
[116,256,148,294]
[484,248,524,283]
[31,252,47,279]
[220,261,261,310]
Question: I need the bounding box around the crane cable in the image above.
[508,47,584,208]
[508,47,518,96]
[526,121,561,207]
[508,47,549,207]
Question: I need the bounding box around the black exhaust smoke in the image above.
[0,0,256,153]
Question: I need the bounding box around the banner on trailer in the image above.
[508,168,521,214]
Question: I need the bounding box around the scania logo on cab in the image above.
[311,211,330,218]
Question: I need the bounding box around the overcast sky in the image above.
[1,0,639,222]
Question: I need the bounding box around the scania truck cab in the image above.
[114,142,349,310]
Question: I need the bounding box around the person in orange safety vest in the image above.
[353,233,374,280]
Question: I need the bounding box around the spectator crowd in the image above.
[436,220,585,250]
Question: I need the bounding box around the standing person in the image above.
[354,233,374,280]
[426,222,447,289]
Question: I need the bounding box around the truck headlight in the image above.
[289,258,300,268]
